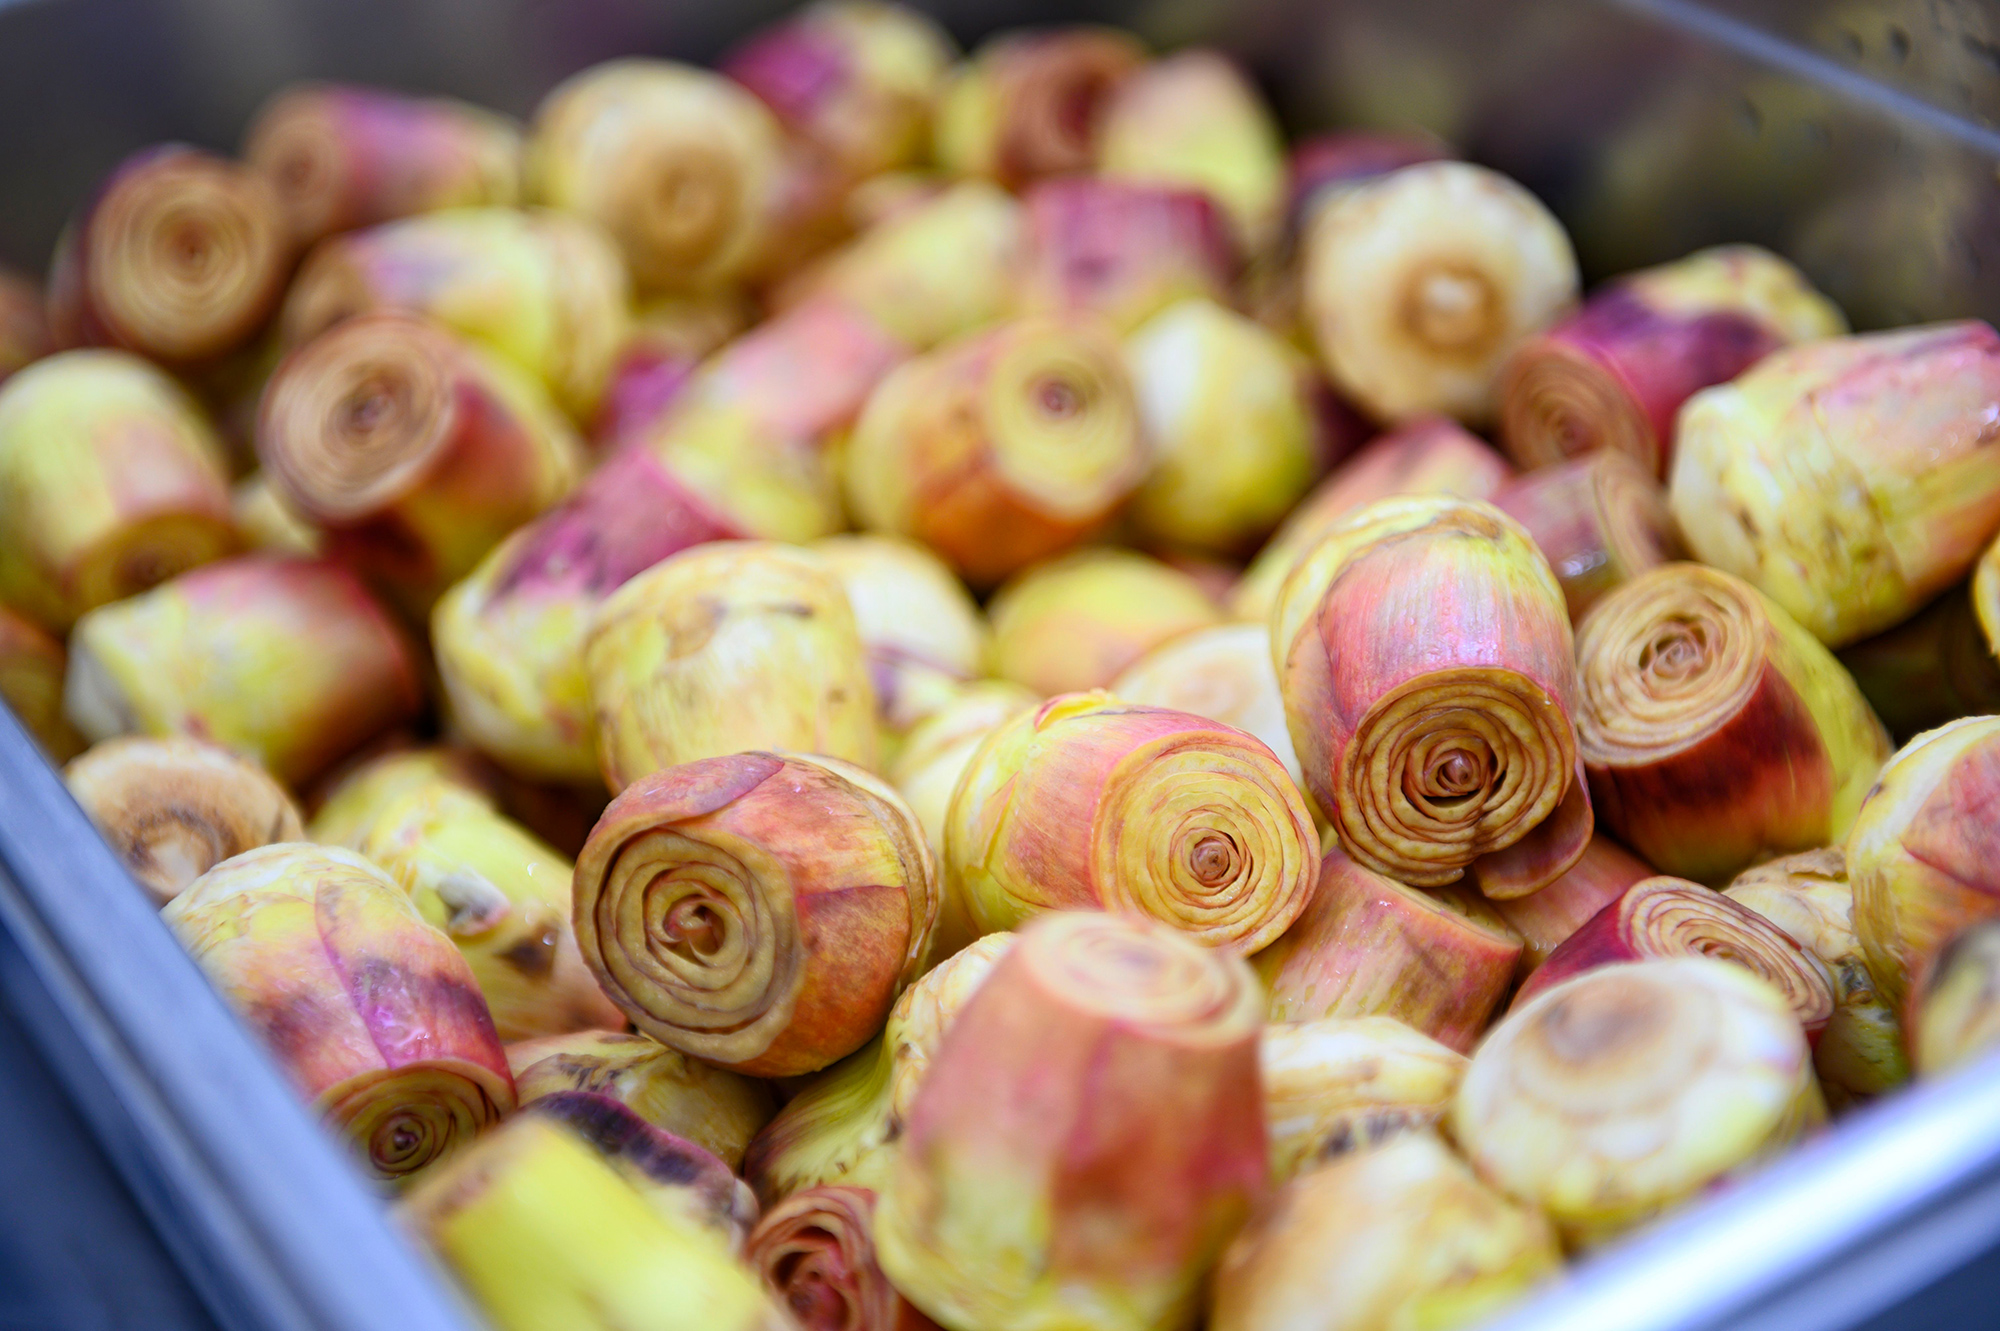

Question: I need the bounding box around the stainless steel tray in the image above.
[2,2,1998,1328]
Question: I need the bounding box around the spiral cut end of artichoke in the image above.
[65,736,303,906]
[1576,561,1889,882]
[245,85,523,246]
[1523,875,1837,1038]
[843,316,1145,586]
[618,140,756,284]
[746,1185,907,1331]
[1340,667,1579,889]
[79,148,290,364]
[244,87,367,245]
[580,819,802,1070]
[575,751,931,1077]
[323,1060,512,1188]
[936,27,1146,187]
[1498,331,1655,473]
[953,696,1317,953]
[1274,495,1578,891]
[1575,562,1764,767]
[1302,161,1578,423]
[530,61,782,293]
[260,312,457,524]
[985,318,1146,523]
[1454,958,1821,1246]
[1586,450,1684,575]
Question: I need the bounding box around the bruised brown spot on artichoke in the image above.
[1515,875,1836,1038]
[533,1090,701,1183]
[1312,1107,1434,1161]
[524,1088,755,1246]
[494,927,558,978]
